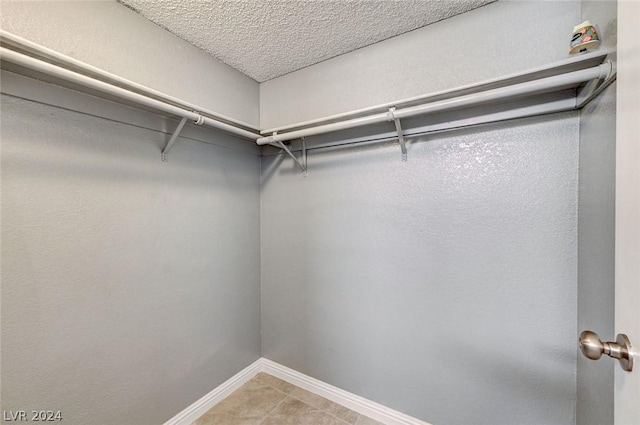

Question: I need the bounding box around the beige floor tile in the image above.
[190,374,388,425]
[254,372,297,394]
[261,397,349,425]
[355,415,386,425]
[193,412,263,425]
[290,387,359,424]
[200,379,287,420]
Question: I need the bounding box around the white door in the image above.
[615,2,640,424]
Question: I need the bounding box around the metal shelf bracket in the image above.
[387,107,407,161]
[273,132,307,173]
[301,137,308,175]
[161,116,188,162]
[576,59,617,109]
[161,113,205,161]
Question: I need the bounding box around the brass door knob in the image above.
[579,330,634,372]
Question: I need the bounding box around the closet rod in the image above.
[256,62,612,146]
[0,47,262,141]
[0,30,260,132]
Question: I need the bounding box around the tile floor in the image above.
[192,372,385,425]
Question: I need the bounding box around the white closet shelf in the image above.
[1,29,615,167]
[260,49,614,136]
[0,30,260,133]
[257,52,615,148]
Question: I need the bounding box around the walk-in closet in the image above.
[1,1,638,425]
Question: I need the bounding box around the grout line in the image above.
[258,394,293,425]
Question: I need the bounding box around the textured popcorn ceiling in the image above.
[119,0,494,82]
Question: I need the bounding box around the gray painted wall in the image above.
[261,2,583,423]
[260,0,580,129]
[576,3,617,425]
[1,94,261,425]
[0,0,260,127]
[261,113,580,425]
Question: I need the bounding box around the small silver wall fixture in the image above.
[579,330,634,372]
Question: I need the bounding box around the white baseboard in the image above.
[259,358,433,425]
[162,358,263,425]
[163,357,432,425]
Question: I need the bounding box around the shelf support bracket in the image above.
[387,107,407,161]
[576,59,617,109]
[274,132,307,173]
[301,137,308,175]
[162,116,189,162]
